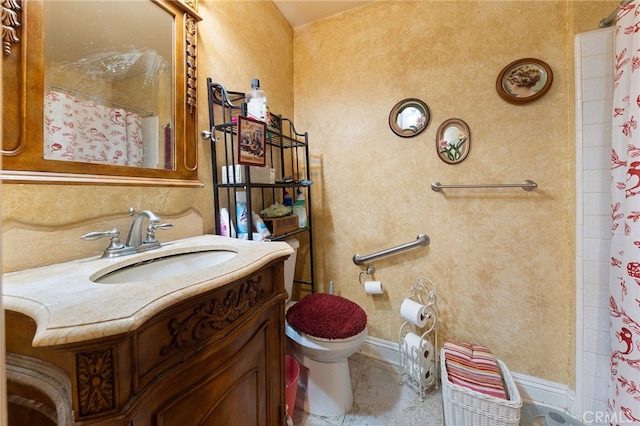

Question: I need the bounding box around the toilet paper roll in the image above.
[364,280,384,294]
[400,298,428,327]
[403,332,433,361]
[402,332,436,386]
[409,362,435,386]
[416,363,435,386]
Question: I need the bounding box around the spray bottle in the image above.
[292,189,307,228]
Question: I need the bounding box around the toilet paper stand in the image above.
[398,277,438,399]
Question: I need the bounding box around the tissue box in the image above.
[263,215,299,236]
[222,165,275,184]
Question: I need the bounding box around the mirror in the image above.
[2,0,201,185]
[44,1,172,169]
[388,98,430,138]
[436,118,470,164]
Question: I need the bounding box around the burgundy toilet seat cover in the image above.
[286,293,367,340]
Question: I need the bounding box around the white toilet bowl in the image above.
[281,239,368,417]
[284,292,367,417]
[285,322,367,417]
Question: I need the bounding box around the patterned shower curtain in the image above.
[609,1,640,424]
[44,91,143,166]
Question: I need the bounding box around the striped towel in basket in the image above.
[443,340,507,399]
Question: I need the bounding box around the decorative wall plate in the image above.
[496,58,553,105]
[436,118,470,164]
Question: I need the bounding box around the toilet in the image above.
[282,238,368,417]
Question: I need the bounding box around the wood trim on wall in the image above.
[1,16,7,423]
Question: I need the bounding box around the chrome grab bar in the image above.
[353,234,430,265]
[430,180,537,192]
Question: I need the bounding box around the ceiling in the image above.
[272,0,373,27]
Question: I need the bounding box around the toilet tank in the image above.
[283,238,299,302]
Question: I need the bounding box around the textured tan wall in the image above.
[573,1,621,34]
[291,0,613,387]
[1,0,617,388]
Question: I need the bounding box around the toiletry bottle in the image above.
[283,189,293,207]
[252,211,271,238]
[293,189,307,228]
[219,207,236,237]
[219,208,230,237]
[246,78,267,122]
[236,191,249,239]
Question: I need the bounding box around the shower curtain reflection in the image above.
[44,91,143,166]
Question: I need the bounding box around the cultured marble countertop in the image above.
[2,234,293,347]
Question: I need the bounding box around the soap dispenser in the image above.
[293,189,307,228]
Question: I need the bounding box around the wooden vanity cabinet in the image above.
[5,259,288,426]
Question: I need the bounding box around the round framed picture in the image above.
[496,58,553,105]
[388,98,430,138]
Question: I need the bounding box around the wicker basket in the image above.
[440,349,522,426]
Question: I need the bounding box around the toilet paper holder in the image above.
[359,266,384,295]
[398,277,438,399]
[358,266,375,285]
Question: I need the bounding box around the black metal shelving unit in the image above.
[203,78,315,294]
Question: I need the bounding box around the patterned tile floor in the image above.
[291,353,584,426]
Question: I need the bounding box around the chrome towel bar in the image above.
[353,234,430,265]
[431,180,537,192]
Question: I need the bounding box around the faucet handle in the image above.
[144,222,173,244]
[81,228,126,252]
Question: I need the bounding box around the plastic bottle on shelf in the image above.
[220,207,237,237]
[283,190,293,207]
[252,211,271,238]
[246,78,267,122]
[236,191,249,239]
[293,189,307,228]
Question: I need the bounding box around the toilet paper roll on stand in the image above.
[364,280,384,294]
[403,332,434,361]
[400,298,428,327]
[401,332,435,386]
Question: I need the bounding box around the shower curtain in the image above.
[609,1,640,423]
[44,91,143,166]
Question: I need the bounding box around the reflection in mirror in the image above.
[44,0,173,170]
[436,118,470,164]
[388,98,429,138]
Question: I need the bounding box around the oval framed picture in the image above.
[496,58,553,105]
[436,118,470,164]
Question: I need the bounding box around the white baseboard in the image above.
[359,336,575,414]
[511,371,575,413]
[359,335,400,366]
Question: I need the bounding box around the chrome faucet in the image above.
[126,210,161,247]
[81,209,173,258]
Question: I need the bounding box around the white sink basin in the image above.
[93,250,237,284]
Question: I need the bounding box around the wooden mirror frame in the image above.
[1,0,202,186]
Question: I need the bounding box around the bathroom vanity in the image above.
[4,235,292,425]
